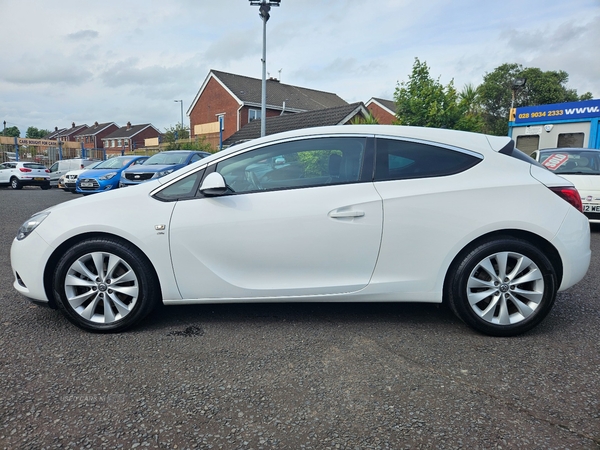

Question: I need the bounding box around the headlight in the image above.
[17,212,50,241]
[155,169,174,178]
[99,172,117,180]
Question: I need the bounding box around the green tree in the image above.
[2,126,20,137]
[478,63,593,136]
[394,58,467,130]
[26,126,51,139]
[163,124,190,144]
[350,112,379,124]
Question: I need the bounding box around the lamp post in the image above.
[174,100,184,138]
[510,78,527,110]
[249,0,281,137]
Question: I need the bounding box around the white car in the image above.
[11,125,591,336]
[531,148,600,223]
[63,161,103,193]
[0,161,51,189]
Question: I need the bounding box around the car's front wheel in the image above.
[447,237,558,337]
[53,238,159,332]
[10,177,22,190]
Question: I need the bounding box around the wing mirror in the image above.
[199,172,228,196]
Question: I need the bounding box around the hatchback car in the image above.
[75,156,148,194]
[0,161,51,189]
[63,161,103,193]
[120,150,210,187]
[11,125,591,336]
[531,148,600,223]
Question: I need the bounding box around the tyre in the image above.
[52,238,160,332]
[41,184,50,190]
[447,237,557,337]
[10,177,22,190]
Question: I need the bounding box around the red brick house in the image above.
[365,98,396,125]
[187,70,348,145]
[223,102,371,147]
[101,122,161,155]
[74,121,119,149]
[56,123,88,142]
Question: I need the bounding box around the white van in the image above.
[48,159,99,186]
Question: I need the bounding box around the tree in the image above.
[2,126,20,137]
[26,126,51,139]
[163,124,190,144]
[478,63,593,136]
[394,58,464,130]
[350,112,379,124]
[455,83,485,133]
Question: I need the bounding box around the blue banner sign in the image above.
[514,99,600,124]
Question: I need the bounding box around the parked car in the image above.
[75,156,148,194]
[120,150,211,187]
[63,161,103,193]
[0,161,50,189]
[11,125,590,335]
[530,147,600,223]
[48,158,100,187]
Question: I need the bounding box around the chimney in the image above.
[94,121,99,127]
[126,121,132,130]
[72,122,75,128]
[55,126,58,132]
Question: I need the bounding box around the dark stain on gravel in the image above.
[166,325,204,337]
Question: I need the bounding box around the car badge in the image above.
[587,196,593,201]
[544,124,554,132]
[134,175,140,179]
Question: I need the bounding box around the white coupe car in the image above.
[11,125,591,336]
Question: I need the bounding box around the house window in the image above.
[111,140,115,147]
[124,139,129,147]
[249,109,261,123]
[118,139,123,147]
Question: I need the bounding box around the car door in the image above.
[0,163,15,183]
[168,136,383,300]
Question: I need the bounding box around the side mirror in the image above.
[199,172,228,197]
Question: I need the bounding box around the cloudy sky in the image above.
[1,0,599,136]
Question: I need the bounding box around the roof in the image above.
[188,70,348,115]
[74,122,118,137]
[223,102,369,146]
[102,123,161,140]
[366,97,396,115]
[44,128,67,139]
[57,124,88,138]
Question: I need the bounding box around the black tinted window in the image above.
[374,138,481,181]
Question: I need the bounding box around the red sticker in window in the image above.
[542,153,569,171]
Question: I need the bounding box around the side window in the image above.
[374,138,481,181]
[215,137,367,194]
[50,162,59,172]
[190,154,201,163]
[154,169,206,202]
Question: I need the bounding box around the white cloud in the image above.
[0,0,598,134]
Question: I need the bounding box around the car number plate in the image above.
[80,182,94,187]
[583,204,600,212]
[34,177,45,181]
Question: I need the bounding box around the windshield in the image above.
[539,150,600,175]
[144,152,188,165]
[95,157,134,169]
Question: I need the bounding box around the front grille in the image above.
[125,172,154,181]
[66,174,78,181]
[78,178,100,190]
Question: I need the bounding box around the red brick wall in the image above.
[367,103,396,125]
[190,77,241,142]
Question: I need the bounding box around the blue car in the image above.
[119,150,210,187]
[76,155,149,194]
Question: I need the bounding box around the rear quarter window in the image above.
[374,138,482,181]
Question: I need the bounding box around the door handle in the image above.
[329,210,365,218]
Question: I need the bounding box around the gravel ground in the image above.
[1,187,599,449]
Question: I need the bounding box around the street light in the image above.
[174,100,184,137]
[510,78,527,109]
[249,0,281,137]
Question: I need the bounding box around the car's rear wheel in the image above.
[53,238,159,332]
[41,184,50,190]
[447,237,557,336]
[10,177,22,190]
